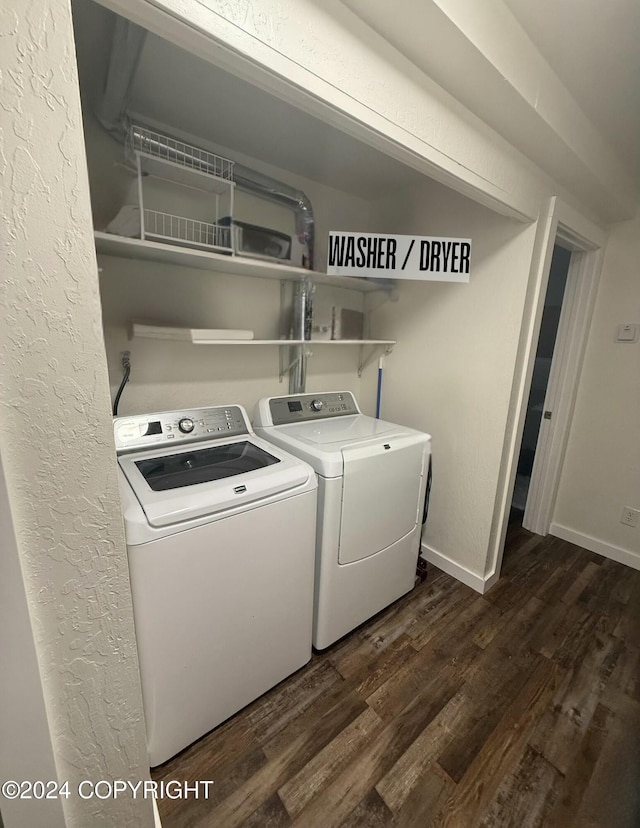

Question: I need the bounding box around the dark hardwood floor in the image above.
[151,525,640,827]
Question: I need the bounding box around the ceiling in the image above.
[503,0,640,184]
[73,0,640,205]
[128,33,421,201]
[72,0,420,202]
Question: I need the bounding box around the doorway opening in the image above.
[490,200,605,591]
[510,244,571,526]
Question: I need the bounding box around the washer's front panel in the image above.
[115,406,248,453]
[269,392,359,425]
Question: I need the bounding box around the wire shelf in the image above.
[128,124,234,182]
[143,210,232,252]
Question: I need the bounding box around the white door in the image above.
[524,237,604,535]
[339,438,424,564]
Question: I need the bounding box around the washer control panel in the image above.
[114,406,249,453]
[269,392,359,425]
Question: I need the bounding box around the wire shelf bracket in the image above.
[358,342,395,377]
[279,345,313,383]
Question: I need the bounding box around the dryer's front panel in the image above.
[338,437,425,564]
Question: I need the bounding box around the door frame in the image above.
[487,197,605,589]
[523,213,605,534]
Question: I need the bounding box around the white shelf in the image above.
[94,232,386,292]
[130,322,395,347]
[192,339,397,346]
[131,323,255,341]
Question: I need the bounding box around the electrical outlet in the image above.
[620,506,640,528]
[120,350,131,369]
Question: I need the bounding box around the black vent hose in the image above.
[112,360,131,416]
[422,455,432,526]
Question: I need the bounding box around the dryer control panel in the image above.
[267,392,360,425]
[114,406,249,453]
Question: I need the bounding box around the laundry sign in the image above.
[327,231,471,282]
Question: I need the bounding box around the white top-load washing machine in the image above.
[254,391,431,649]
[114,404,317,766]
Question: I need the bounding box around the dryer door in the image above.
[338,436,425,564]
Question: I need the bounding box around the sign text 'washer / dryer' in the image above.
[327,231,471,282]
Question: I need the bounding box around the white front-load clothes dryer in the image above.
[254,392,431,649]
[114,404,317,766]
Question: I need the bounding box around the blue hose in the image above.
[376,357,383,419]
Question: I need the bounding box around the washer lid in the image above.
[119,435,313,527]
[255,414,427,477]
[134,440,278,491]
[280,415,399,445]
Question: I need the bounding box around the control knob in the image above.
[310,399,324,412]
[178,417,195,433]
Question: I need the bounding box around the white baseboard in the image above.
[153,799,162,828]
[421,543,495,594]
[549,523,640,571]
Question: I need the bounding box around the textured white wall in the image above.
[553,216,640,565]
[368,180,537,583]
[0,458,66,828]
[0,1,153,825]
